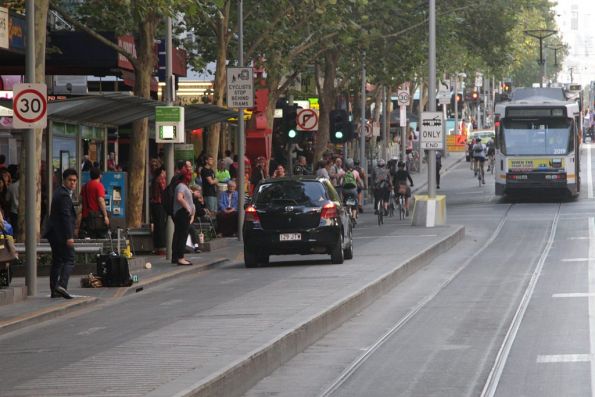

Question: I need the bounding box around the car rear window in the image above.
[254,180,328,206]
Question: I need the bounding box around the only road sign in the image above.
[420,111,444,150]
[12,83,47,129]
[297,108,318,131]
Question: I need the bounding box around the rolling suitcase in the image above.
[96,230,132,287]
[96,253,132,287]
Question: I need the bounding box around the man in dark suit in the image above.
[44,168,78,299]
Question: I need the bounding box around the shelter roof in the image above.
[46,93,236,129]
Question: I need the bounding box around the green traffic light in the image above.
[334,131,344,139]
[288,129,297,138]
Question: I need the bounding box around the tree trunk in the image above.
[126,16,157,228]
[207,2,230,165]
[313,49,339,163]
[17,0,48,242]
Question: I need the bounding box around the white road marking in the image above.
[553,293,595,298]
[588,217,595,395]
[353,235,438,240]
[588,145,593,199]
[567,237,591,240]
[562,258,592,262]
[537,354,593,363]
[77,327,106,336]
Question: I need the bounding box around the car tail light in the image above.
[245,205,260,223]
[320,202,337,219]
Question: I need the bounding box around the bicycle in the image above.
[388,191,395,217]
[477,159,485,186]
[487,155,495,174]
[377,198,384,225]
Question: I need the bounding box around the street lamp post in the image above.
[524,29,556,88]
[546,44,563,67]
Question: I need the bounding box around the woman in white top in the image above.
[172,167,195,265]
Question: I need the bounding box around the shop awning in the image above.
[47,93,237,129]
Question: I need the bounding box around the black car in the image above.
[242,176,354,267]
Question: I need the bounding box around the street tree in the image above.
[50,0,178,228]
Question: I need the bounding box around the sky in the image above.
[554,0,595,86]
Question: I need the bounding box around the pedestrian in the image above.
[188,185,208,253]
[222,150,234,170]
[272,164,286,178]
[107,152,118,171]
[81,154,93,172]
[436,151,442,189]
[216,180,239,237]
[43,168,78,299]
[0,174,12,221]
[6,165,18,236]
[216,159,231,183]
[80,167,110,239]
[330,157,345,196]
[200,155,219,213]
[172,165,195,265]
[315,160,331,179]
[250,156,267,192]
[150,166,167,254]
[293,155,309,175]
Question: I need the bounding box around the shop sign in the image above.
[0,7,8,50]
[8,12,25,51]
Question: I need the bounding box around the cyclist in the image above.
[354,159,366,213]
[373,159,391,216]
[486,137,496,172]
[472,138,487,184]
[342,159,362,222]
[392,161,414,217]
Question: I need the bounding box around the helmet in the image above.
[345,158,354,169]
[377,159,386,167]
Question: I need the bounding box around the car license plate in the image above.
[280,233,301,241]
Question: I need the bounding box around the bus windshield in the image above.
[502,118,572,155]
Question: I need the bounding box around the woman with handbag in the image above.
[172,166,195,266]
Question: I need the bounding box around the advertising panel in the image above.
[507,158,565,172]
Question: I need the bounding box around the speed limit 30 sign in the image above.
[12,83,48,129]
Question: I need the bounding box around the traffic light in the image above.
[502,82,512,93]
[451,92,464,109]
[471,90,480,103]
[329,109,352,144]
[282,104,299,141]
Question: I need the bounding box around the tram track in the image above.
[318,202,563,397]
[318,203,515,397]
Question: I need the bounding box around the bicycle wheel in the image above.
[377,200,384,225]
[399,196,405,220]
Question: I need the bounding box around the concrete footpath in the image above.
[0,242,240,335]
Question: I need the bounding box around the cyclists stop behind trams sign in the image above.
[420,111,444,150]
[12,83,48,129]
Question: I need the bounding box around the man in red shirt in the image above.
[81,167,110,238]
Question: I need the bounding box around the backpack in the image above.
[163,174,182,217]
[473,144,484,154]
[343,170,357,189]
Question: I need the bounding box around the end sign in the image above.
[420,111,444,150]
[12,83,47,129]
